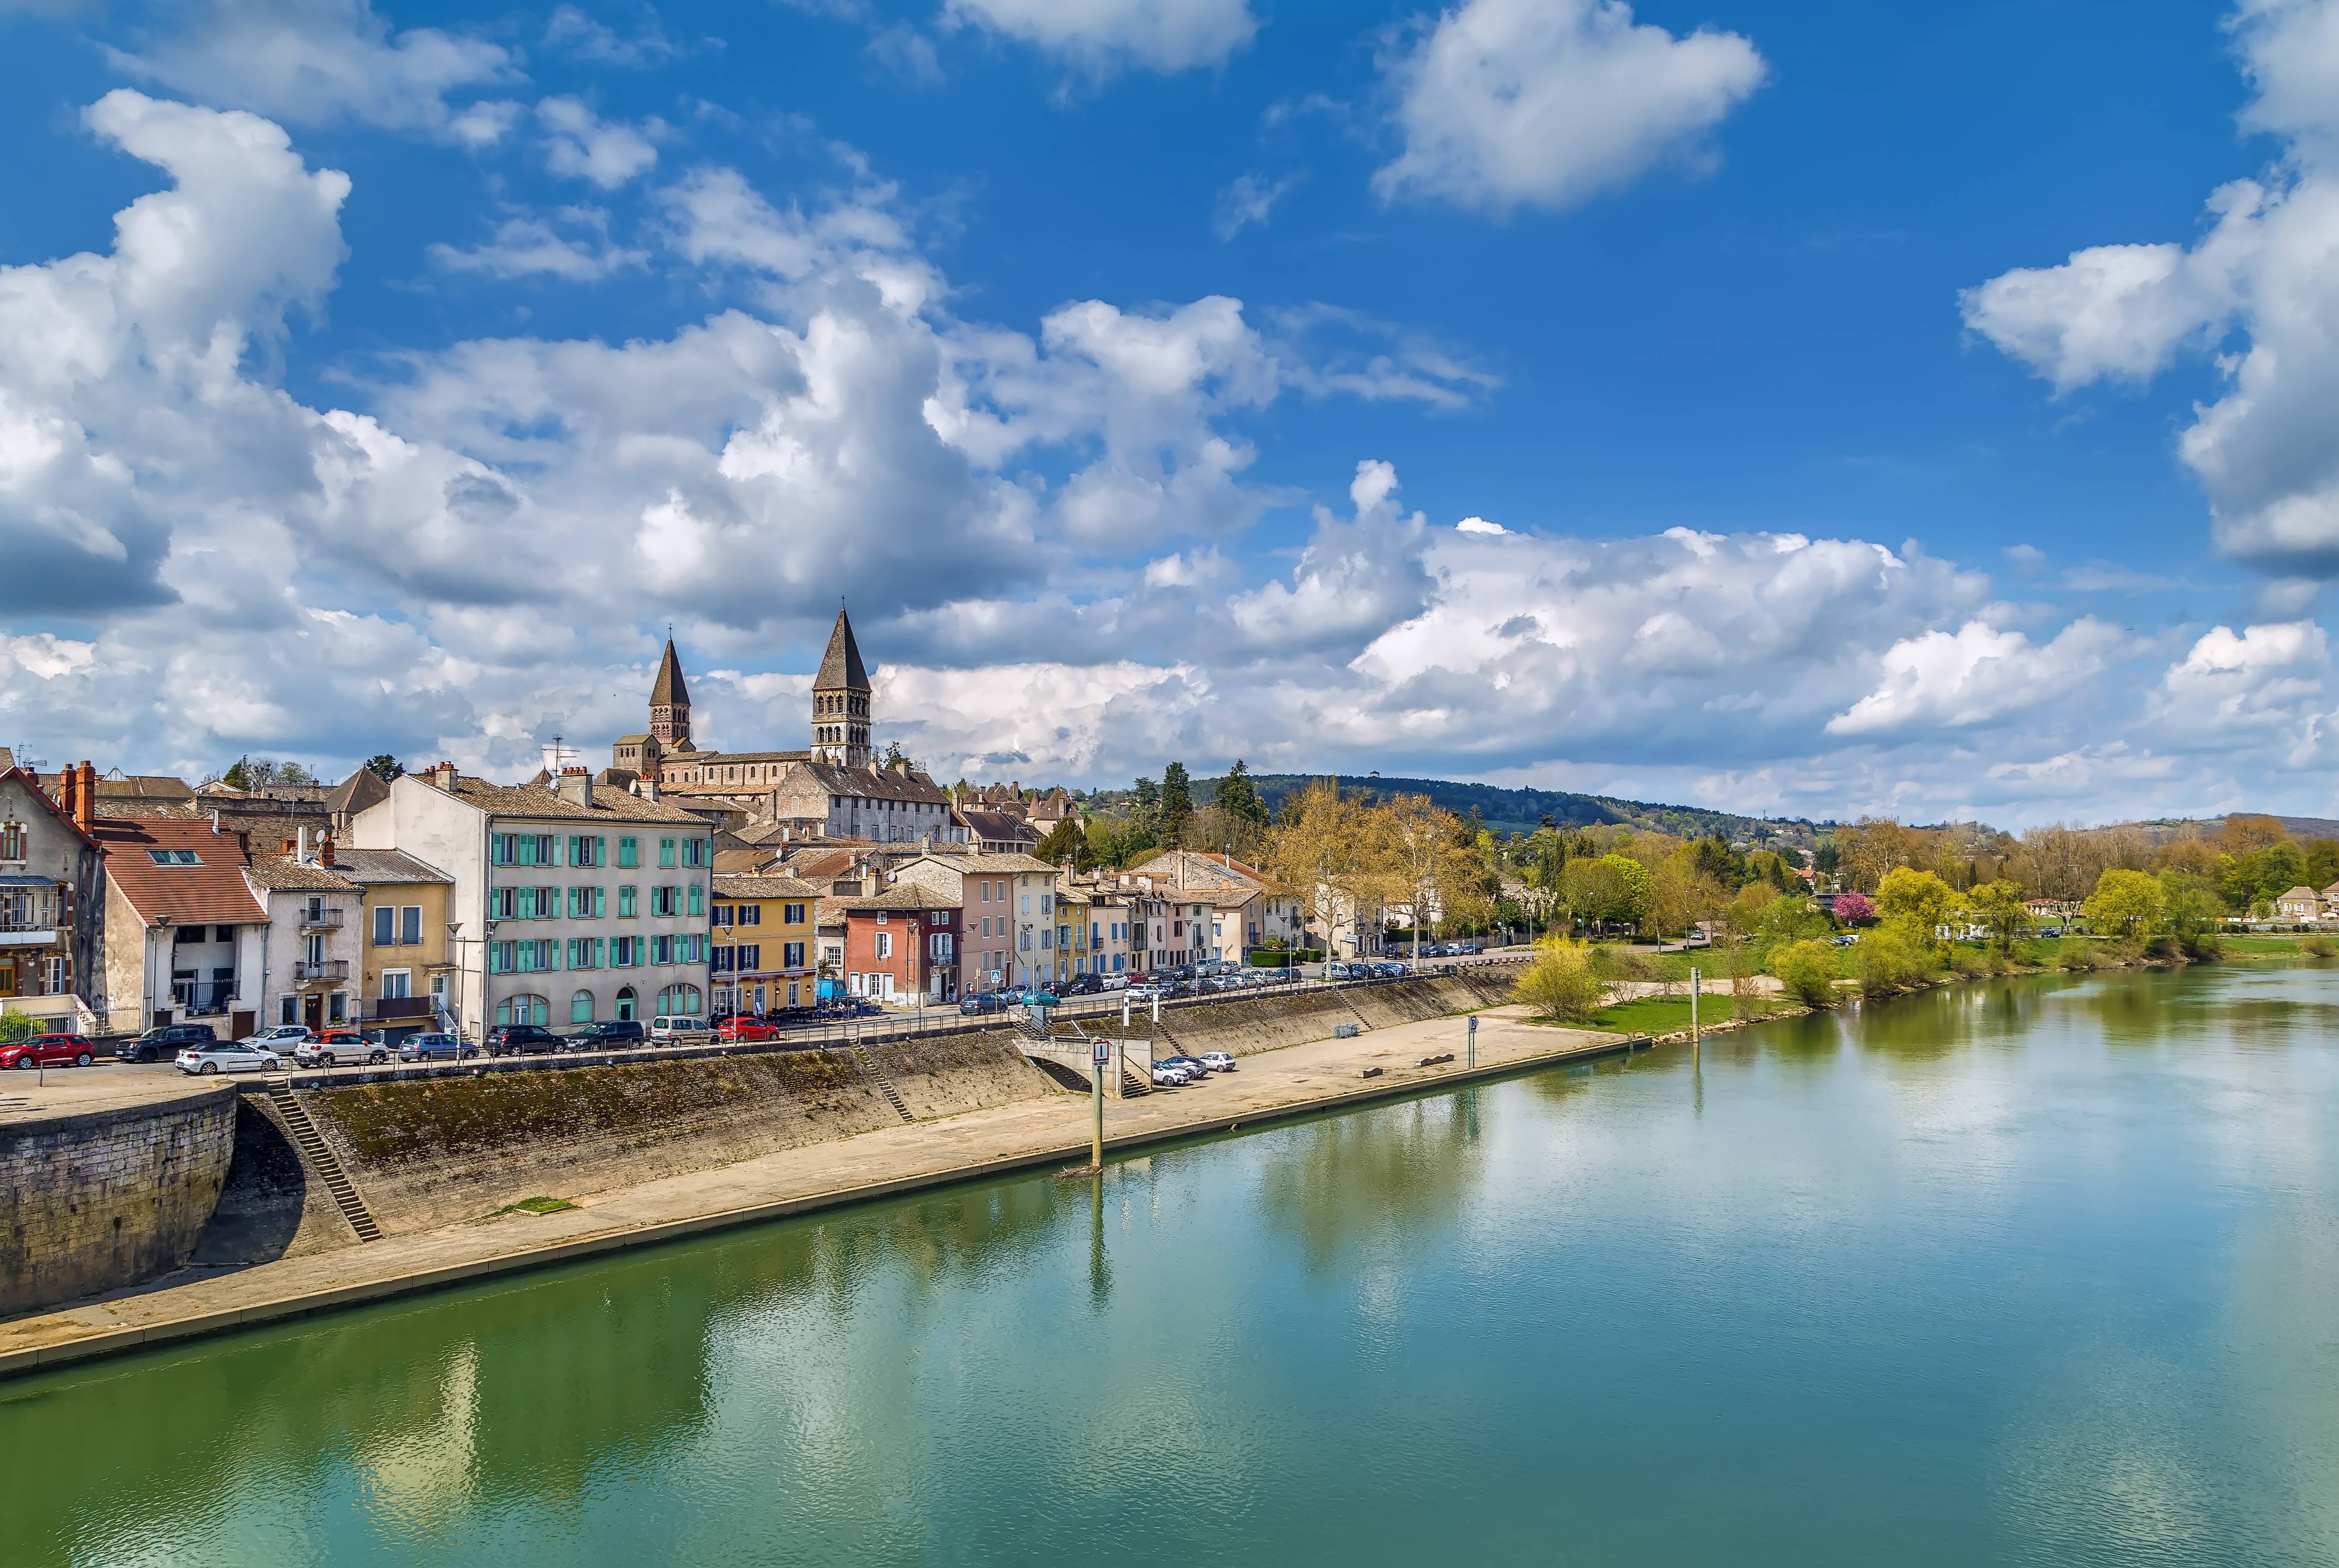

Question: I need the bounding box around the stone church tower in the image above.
[649,637,694,754]
[810,606,872,769]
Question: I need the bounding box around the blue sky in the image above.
[2,0,2336,827]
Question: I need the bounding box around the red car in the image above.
[2,1033,96,1069]
[714,1016,779,1042]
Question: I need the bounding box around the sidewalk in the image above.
[0,1007,1629,1379]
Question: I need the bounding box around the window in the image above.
[146,849,202,865]
[619,885,638,918]
[713,903,734,927]
[783,941,805,969]
[738,944,759,971]
[571,988,595,1024]
[382,970,411,1000]
[738,905,761,927]
[682,838,707,869]
[656,983,702,1014]
[497,994,551,1027]
[568,887,606,919]
[652,934,674,965]
[280,995,297,1024]
[688,884,705,917]
[875,931,894,960]
[0,821,21,861]
[328,993,346,1024]
[612,935,638,967]
[373,905,395,946]
[618,837,639,869]
[401,905,421,945]
[784,902,805,924]
[490,941,514,974]
[659,837,677,869]
[615,985,638,1021]
[569,835,605,868]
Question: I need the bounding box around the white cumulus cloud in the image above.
[1373,0,1767,214]
[944,0,1258,76]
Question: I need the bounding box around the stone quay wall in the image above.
[0,1085,237,1316]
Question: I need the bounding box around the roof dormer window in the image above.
[146,849,202,865]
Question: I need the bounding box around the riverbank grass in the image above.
[1587,995,1796,1036]
[500,1197,577,1215]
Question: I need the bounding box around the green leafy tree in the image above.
[1854,926,1936,996]
[1035,816,1092,870]
[1215,759,1269,834]
[1768,940,1840,1007]
[1512,938,1606,1024]
[364,753,404,782]
[1963,880,2033,952]
[1877,867,1955,942]
[1755,893,1833,947]
[2083,868,2165,940]
[1160,761,1193,846]
[2157,870,2221,955]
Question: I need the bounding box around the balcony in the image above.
[294,959,350,984]
[0,916,58,948]
[298,907,345,931]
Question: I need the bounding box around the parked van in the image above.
[649,1014,712,1044]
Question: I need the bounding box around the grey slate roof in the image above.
[244,853,359,893]
[328,847,453,885]
[444,776,713,825]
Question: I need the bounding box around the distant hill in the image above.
[1205,773,1822,847]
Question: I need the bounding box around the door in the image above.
[303,993,323,1029]
[0,956,16,997]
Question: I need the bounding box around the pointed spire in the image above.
[815,605,870,692]
[651,637,690,708]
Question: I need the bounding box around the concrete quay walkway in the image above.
[0,1008,1630,1380]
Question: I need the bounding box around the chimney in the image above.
[57,765,77,822]
[283,838,296,856]
[74,761,96,833]
[297,825,311,863]
[425,761,459,792]
[319,833,336,868]
[558,767,592,808]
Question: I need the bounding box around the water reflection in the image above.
[5,963,2338,1567]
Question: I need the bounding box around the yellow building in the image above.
[711,873,822,1014]
[333,847,457,1035]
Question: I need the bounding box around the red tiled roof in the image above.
[94,816,266,927]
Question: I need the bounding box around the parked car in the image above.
[2,1033,94,1069]
[1150,1062,1194,1086]
[294,1030,388,1067]
[1372,962,1411,979]
[959,991,1008,1016]
[1157,1053,1213,1078]
[122,1021,216,1063]
[1325,962,1362,980]
[241,1024,314,1054]
[1014,988,1061,1007]
[568,1019,646,1048]
[649,1014,712,1043]
[1062,972,1104,996]
[177,1039,284,1075]
[1198,1050,1237,1072]
[398,1032,469,1062]
[715,1016,780,1042]
[1099,973,1129,991]
[485,1023,565,1056]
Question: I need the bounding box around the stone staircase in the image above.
[264,1080,382,1243]
[850,1047,914,1123]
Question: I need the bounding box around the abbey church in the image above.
[609,606,963,846]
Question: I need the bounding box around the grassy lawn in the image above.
[2218,933,2338,957]
[1587,994,1796,1036]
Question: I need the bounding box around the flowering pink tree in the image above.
[1833,890,1876,925]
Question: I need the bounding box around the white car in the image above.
[294,1033,389,1067]
[1150,1062,1194,1086]
[1198,1051,1237,1072]
[242,1024,312,1053]
[649,1014,712,1043]
[176,1039,286,1075]
[1099,974,1129,991]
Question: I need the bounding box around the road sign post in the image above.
[1467,1012,1477,1070]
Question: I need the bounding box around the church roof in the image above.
[815,606,870,692]
[651,638,690,707]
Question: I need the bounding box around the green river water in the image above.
[6,965,2338,1566]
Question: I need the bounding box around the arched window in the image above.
[570,988,595,1024]
[615,985,638,1022]
[656,983,703,1015]
[496,994,549,1027]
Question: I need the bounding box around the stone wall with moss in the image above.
[297,1035,1050,1236]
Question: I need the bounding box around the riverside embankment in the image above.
[1,979,1622,1379]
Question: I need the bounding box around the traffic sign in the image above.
[1092,1041,1111,1066]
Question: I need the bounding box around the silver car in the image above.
[176,1039,285,1075]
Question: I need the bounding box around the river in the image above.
[6,965,2337,1565]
